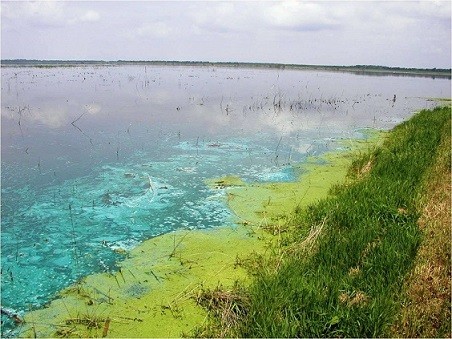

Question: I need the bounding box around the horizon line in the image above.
[1,58,451,71]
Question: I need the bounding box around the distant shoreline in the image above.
[1,59,450,79]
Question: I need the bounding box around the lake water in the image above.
[1,65,450,333]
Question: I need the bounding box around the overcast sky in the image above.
[1,1,451,68]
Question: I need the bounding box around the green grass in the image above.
[391,106,451,337]
[196,106,451,337]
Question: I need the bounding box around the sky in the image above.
[1,1,451,68]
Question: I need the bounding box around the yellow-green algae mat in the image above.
[20,133,383,338]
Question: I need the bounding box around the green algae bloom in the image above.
[20,132,382,338]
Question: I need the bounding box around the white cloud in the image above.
[1,1,450,67]
[190,2,242,33]
[23,0,64,18]
[262,1,342,31]
[2,1,102,30]
[137,22,173,38]
[404,0,450,20]
[2,0,66,28]
[79,10,100,23]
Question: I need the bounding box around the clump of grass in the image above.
[196,106,450,337]
[56,311,109,338]
[193,284,250,338]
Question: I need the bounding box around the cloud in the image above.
[2,1,102,30]
[136,22,173,38]
[79,10,100,23]
[188,1,342,35]
[1,0,66,28]
[1,1,450,67]
[190,2,252,34]
[23,0,64,17]
[402,0,450,20]
[67,9,101,24]
[262,1,342,31]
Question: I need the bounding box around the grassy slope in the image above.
[198,106,451,337]
[391,107,451,337]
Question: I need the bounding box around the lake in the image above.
[1,65,450,333]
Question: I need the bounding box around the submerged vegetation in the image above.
[195,106,451,338]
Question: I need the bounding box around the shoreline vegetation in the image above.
[15,105,451,338]
[1,59,451,79]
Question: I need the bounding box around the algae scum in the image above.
[1,65,449,335]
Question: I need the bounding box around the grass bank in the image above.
[196,106,451,337]
[391,106,451,337]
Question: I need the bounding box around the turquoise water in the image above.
[1,65,449,334]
